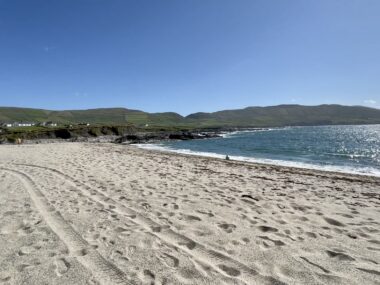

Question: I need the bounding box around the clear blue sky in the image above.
[1,0,379,115]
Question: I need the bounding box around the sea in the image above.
[137,125,380,177]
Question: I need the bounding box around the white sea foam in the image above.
[136,143,380,177]
[220,128,279,138]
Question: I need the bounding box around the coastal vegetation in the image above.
[0,123,220,144]
[0,124,136,143]
[1,104,380,128]
[1,104,380,143]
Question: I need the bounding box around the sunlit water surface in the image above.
[138,125,380,177]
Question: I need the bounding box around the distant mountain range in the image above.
[1,104,380,128]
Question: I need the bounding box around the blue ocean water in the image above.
[139,125,380,176]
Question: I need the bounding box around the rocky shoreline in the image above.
[114,127,272,144]
[114,130,222,144]
[0,125,270,145]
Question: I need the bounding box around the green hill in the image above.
[1,104,380,128]
[0,107,186,127]
[186,104,380,127]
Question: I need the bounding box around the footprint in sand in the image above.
[326,250,355,261]
[141,269,155,284]
[54,258,70,276]
[305,232,317,238]
[126,245,137,258]
[172,204,179,210]
[217,264,241,277]
[17,246,35,256]
[218,223,236,233]
[74,248,89,257]
[258,236,286,247]
[0,273,11,283]
[158,253,179,268]
[323,217,345,227]
[183,215,202,222]
[257,225,278,233]
[242,237,250,244]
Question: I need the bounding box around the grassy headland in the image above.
[1,104,380,143]
[1,104,380,128]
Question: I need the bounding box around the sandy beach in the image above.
[0,143,379,285]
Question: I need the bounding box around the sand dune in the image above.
[0,143,379,284]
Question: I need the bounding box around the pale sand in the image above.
[0,143,379,285]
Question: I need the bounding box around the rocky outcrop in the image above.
[0,125,223,144]
[114,131,221,144]
[0,125,136,144]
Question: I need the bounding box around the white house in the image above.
[17,122,35,127]
[1,123,13,128]
[2,122,36,128]
[40,121,58,127]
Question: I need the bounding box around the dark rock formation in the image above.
[115,131,221,144]
[54,129,72,139]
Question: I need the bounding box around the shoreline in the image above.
[134,143,380,180]
[1,136,380,179]
[2,124,379,179]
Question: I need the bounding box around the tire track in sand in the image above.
[1,167,132,285]
[16,163,286,285]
